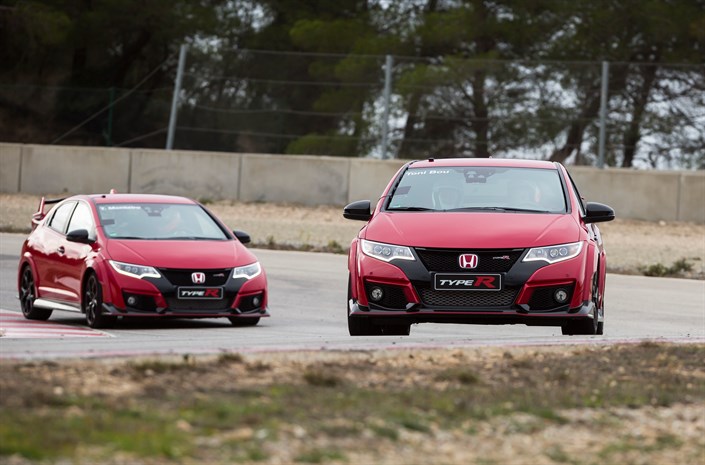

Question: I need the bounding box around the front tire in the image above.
[562,272,600,336]
[19,266,52,320]
[228,317,260,326]
[347,275,411,336]
[83,273,115,329]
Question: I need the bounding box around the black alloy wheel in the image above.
[19,266,52,320]
[83,273,115,329]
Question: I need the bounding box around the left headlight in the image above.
[232,262,262,280]
[109,260,161,279]
[361,239,415,262]
[523,241,583,264]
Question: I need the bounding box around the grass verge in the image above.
[1,343,704,464]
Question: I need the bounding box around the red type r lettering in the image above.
[474,276,497,289]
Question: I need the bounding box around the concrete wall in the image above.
[568,167,684,223]
[0,143,703,223]
[239,154,350,205]
[0,143,21,193]
[131,149,242,201]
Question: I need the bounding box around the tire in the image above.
[19,266,52,321]
[228,317,260,326]
[561,272,600,336]
[596,274,605,335]
[347,274,410,336]
[379,324,411,336]
[83,273,115,329]
[348,274,378,336]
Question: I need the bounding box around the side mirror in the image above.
[343,200,372,222]
[584,202,615,224]
[66,229,92,243]
[233,230,251,244]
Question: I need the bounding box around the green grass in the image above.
[1,344,703,463]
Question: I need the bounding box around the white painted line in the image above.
[0,309,112,339]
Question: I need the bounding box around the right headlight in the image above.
[523,241,583,264]
[361,239,415,262]
[232,262,262,280]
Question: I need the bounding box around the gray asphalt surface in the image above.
[1,233,703,360]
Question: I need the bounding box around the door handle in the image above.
[57,246,65,254]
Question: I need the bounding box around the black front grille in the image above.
[528,284,575,311]
[415,248,524,273]
[159,268,231,286]
[418,286,519,308]
[165,297,233,312]
[365,283,408,310]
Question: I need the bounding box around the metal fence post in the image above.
[381,54,393,159]
[598,61,609,168]
[166,44,188,150]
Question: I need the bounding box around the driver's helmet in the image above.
[433,185,462,210]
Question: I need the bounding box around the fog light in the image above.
[370,286,384,302]
[126,296,137,306]
[252,296,261,307]
[554,288,569,304]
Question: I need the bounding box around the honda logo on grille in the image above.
[191,272,206,284]
[458,254,479,269]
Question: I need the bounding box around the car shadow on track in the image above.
[47,311,249,331]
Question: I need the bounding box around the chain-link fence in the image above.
[3,49,703,169]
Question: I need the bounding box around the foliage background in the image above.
[0,0,703,168]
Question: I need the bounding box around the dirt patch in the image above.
[2,194,703,278]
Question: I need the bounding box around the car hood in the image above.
[105,239,256,269]
[364,212,580,249]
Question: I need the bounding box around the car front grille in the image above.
[159,268,231,286]
[415,248,524,273]
[417,286,519,308]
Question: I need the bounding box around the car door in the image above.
[57,201,98,304]
[32,201,76,300]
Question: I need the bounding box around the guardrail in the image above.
[1,143,703,223]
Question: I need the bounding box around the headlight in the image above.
[361,239,415,262]
[523,241,583,264]
[232,262,262,280]
[109,260,161,279]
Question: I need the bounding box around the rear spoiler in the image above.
[31,196,65,229]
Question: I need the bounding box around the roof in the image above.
[408,158,559,169]
[86,193,196,205]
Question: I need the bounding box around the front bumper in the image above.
[100,265,269,319]
[350,245,595,328]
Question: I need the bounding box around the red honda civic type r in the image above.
[344,158,615,336]
[17,193,268,328]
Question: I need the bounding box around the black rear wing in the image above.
[31,196,65,229]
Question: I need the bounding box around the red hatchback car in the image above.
[18,193,268,328]
[344,158,614,336]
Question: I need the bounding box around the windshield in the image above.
[97,203,229,240]
[387,166,567,213]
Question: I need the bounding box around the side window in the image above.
[48,202,76,234]
[67,202,96,240]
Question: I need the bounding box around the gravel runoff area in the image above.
[1,194,703,279]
